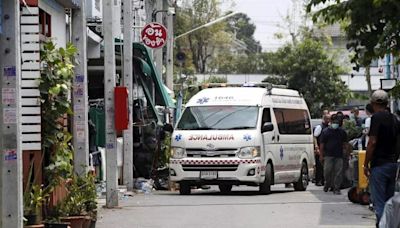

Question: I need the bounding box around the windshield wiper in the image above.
[226,126,254,130]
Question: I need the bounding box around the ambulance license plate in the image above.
[200,171,218,180]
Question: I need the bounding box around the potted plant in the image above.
[57,173,97,228]
[38,40,77,227]
[81,173,98,228]
[24,184,47,225]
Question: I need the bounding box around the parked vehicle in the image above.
[169,84,315,195]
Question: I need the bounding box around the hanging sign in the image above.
[141,22,168,49]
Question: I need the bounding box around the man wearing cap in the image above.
[364,90,400,226]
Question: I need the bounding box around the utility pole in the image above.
[103,0,118,208]
[72,0,89,176]
[154,0,163,81]
[123,0,134,191]
[0,0,23,227]
[165,1,174,90]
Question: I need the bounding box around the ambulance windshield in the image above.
[177,106,259,130]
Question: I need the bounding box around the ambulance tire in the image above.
[259,163,272,195]
[294,162,309,191]
[179,182,191,195]
[218,184,233,194]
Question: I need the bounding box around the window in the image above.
[177,106,259,130]
[39,9,51,37]
[261,108,271,128]
[273,108,311,135]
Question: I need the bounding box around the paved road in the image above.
[97,184,375,228]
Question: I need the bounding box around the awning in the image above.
[132,42,175,108]
[114,38,175,109]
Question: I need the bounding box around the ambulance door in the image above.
[261,108,279,171]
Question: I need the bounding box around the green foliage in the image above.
[226,13,262,53]
[342,120,362,140]
[175,0,233,73]
[262,38,351,117]
[39,40,77,185]
[205,75,227,83]
[307,0,400,69]
[24,184,48,215]
[57,174,97,217]
[390,81,400,99]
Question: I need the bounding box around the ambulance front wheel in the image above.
[179,182,191,195]
[294,161,309,191]
[259,163,272,195]
[219,184,233,194]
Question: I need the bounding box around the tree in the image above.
[175,0,233,73]
[226,13,262,53]
[205,75,227,83]
[307,0,400,69]
[262,38,351,117]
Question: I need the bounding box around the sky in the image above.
[221,0,300,51]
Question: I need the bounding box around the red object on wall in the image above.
[114,87,129,131]
[20,0,38,6]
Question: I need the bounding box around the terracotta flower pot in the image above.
[44,222,70,228]
[60,216,86,228]
[82,216,92,228]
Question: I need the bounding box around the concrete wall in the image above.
[39,0,67,48]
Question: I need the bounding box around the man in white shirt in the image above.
[363,104,374,149]
[314,114,331,186]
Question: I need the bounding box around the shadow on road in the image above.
[188,189,294,196]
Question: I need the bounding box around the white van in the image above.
[169,84,315,195]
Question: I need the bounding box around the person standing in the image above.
[320,114,348,194]
[314,114,330,186]
[364,90,400,226]
[351,107,363,127]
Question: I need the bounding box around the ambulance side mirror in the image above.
[163,123,174,133]
[262,122,274,133]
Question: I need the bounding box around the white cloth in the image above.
[364,117,371,148]
[314,125,323,137]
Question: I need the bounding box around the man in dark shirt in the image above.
[364,90,400,225]
[320,114,348,194]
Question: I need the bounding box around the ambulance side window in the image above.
[261,108,271,128]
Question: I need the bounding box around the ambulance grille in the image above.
[186,149,238,158]
[182,164,238,171]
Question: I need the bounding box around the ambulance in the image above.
[169,83,315,195]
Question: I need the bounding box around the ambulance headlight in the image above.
[171,147,186,159]
[238,147,261,159]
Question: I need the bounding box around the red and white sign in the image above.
[141,22,168,49]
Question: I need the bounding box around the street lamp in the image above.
[174,11,239,40]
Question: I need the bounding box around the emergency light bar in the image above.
[202,82,287,90]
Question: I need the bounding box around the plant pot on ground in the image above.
[55,173,98,228]
[24,185,49,225]
[44,221,70,228]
